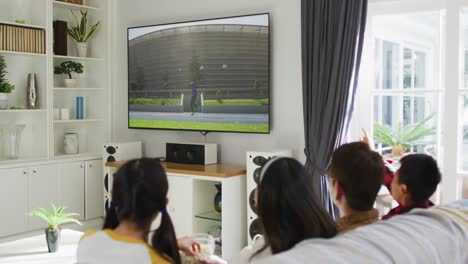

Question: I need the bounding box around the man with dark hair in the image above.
[382,154,441,220]
[328,142,385,233]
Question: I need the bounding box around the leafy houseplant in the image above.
[68,10,100,57]
[31,204,81,253]
[0,55,15,109]
[373,114,436,157]
[54,61,84,88]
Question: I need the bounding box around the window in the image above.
[372,33,440,156]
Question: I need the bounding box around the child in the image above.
[382,154,441,220]
[77,158,197,264]
[232,157,337,263]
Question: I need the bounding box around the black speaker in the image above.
[166,143,217,165]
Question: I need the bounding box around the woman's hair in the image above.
[103,158,181,264]
[253,157,337,257]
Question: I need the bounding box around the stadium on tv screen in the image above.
[128,14,269,133]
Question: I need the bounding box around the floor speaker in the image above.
[246,150,292,245]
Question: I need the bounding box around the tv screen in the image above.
[127,13,270,133]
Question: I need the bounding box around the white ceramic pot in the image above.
[0,93,8,109]
[64,79,77,88]
[76,42,88,57]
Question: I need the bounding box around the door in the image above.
[59,161,85,221]
[0,168,29,237]
[85,159,104,219]
[29,164,60,230]
[165,174,193,237]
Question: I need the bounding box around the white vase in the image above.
[76,42,88,57]
[64,79,77,88]
[0,93,8,109]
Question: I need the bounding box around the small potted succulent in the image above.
[31,204,81,253]
[68,10,100,57]
[0,55,15,109]
[54,61,84,88]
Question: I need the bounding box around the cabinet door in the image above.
[29,164,60,230]
[85,159,104,220]
[165,175,193,237]
[59,161,85,221]
[0,168,29,237]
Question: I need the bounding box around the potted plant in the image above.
[31,204,81,253]
[373,114,436,158]
[0,55,15,109]
[54,61,84,88]
[68,10,100,57]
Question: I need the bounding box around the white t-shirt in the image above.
[76,229,170,264]
[230,235,272,264]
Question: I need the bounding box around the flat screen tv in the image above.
[127,13,270,133]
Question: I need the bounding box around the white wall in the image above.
[111,0,304,165]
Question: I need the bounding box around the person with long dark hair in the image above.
[227,157,337,263]
[77,158,197,264]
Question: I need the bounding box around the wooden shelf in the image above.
[53,55,102,61]
[53,87,104,91]
[0,50,46,57]
[54,119,104,124]
[0,109,47,113]
[0,21,46,30]
[106,161,246,178]
[52,1,98,11]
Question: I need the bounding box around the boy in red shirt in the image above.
[382,154,441,220]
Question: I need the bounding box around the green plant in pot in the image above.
[373,114,436,158]
[68,10,100,57]
[0,55,15,109]
[54,61,84,88]
[31,204,81,253]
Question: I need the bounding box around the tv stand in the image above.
[105,161,246,260]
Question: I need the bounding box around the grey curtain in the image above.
[301,0,368,218]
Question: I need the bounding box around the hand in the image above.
[177,237,200,257]
[361,129,369,144]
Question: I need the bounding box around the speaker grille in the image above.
[106,146,116,155]
[107,156,116,162]
[249,189,257,214]
[249,218,262,239]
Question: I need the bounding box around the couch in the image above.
[253,200,468,264]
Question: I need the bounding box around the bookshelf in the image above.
[0,0,110,163]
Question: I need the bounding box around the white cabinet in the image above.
[29,164,60,230]
[167,175,193,237]
[85,159,103,220]
[166,173,246,260]
[0,158,103,237]
[59,161,85,221]
[0,168,29,237]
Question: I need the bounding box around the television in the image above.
[127,13,270,134]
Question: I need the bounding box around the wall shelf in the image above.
[54,152,101,160]
[0,50,46,57]
[0,109,47,113]
[54,119,104,124]
[52,1,98,11]
[53,87,104,91]
[53,55,102,61]
[194,211,222,221]
[0,20,46,30]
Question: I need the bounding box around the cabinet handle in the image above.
[23,171,27,175]
[89,164,93,168]
[33,170,37,174]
